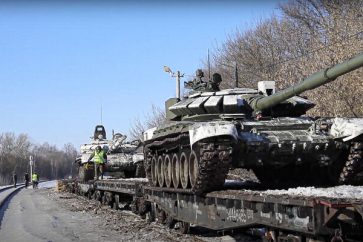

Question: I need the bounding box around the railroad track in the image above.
[0,185,14,193]
[0,185,25,209]
[0,181,47,213]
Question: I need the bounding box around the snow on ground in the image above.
[225,179,248,186]
[38,180,57,189]
[252,185,363,200]
[0,185,13,190]
[122,177,148,182]
[101,176,148,182]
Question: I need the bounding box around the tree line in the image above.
[209,0,363,117]
[129,0,363,140]
[0,132,77,185]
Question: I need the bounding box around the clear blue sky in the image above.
[0,0,279,149]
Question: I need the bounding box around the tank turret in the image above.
[167,52,363,120]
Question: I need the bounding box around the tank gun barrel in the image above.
[253,52,363,111]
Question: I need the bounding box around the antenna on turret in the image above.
[235,62,239,88]
[208,49,211,80]
[100,104,103,124]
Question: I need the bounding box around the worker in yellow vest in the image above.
[87,146,107,180]
[32,173,38,189]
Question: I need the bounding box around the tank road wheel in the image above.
[151,155,158,186]
[189,150,199,190]
[180,152,189,189]
[164,154,172,188]
[157,156,165,187]
[171,153,180,189]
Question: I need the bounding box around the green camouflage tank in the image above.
[143,53,363,194]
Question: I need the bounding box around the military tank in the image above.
[76,125,144,182]
[143,52,363,194]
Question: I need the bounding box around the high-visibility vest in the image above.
[32,174,37,181]
[94,150,105,164]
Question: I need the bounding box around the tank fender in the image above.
[330,118,363,141]
[132,153,144,163]
[143,127,157,142]
[189,122,238,146]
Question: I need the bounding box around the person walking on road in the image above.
[32,173,39,189]
[13,172,17,188]
[24,173,30,188]
[87,145,107,180]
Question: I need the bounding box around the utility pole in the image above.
[235,62,239,88]
[29,155,34,181]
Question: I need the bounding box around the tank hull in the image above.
[144,117,363,193]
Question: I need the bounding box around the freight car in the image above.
[69,178,363,242]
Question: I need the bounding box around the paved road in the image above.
[0,185,122,242]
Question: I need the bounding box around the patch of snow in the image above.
[189,122,238,146]
[122,178,148,182]
[225,180,246,186]
[330,118,363,141]
[98,177,148,182]
[100,175,114,180]
[38,180,57,189]
[249,185,363,200]
[0,185,12,189]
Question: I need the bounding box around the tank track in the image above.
[191,140,232,194]
[339,141,363,185]
[144,133,233,194]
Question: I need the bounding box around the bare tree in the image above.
[129,104,166,140]
[209,0,363,117]
[0,132,78,185]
